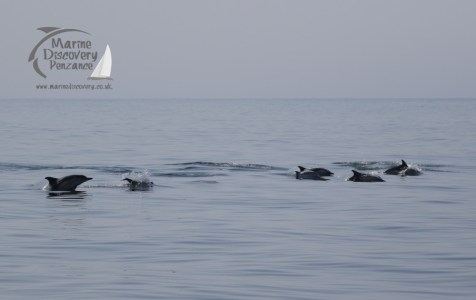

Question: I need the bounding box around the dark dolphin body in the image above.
[384,160,408,175]
[295,170,328,181]
[298,166,334,177]
[45,175,92,191]
[347,170,385,182]
[401,168,422,176]
[123,178,154,191]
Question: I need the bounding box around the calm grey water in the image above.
[0,99,475,299]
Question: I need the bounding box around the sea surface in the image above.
[0,99,475,299]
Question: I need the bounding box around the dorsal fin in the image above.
[402,160,408,168]
[352,170,362,176]
[298,166,306,172]
[122,178,133,183]
[37,27,60,33]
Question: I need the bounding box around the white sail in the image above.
[89,45,112,79]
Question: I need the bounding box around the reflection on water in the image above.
[47,190,89,200]
[47,215,86,231]
[46,191,89,234]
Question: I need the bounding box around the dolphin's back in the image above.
[384,160,408,175]
[402,168,422,176]
[348,170,384,182]
[297,166,334,177]
[46,175,92,191]
[296,170,328,181]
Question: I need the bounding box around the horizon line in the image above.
[2,97,476,101]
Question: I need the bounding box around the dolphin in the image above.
[123,178,154,190]
[295,170,328,181]
[45,175,92,191]
[384,160,408,175]
[347,170,385,182]
[401,168,422,176]
[298,166,334,177]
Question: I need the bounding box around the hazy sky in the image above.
[1,0,475,99]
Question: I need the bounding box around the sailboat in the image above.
[89,44,112,80]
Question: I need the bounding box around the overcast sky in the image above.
[1,0,475,99]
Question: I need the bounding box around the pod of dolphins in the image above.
[296,160,421,182]
[44,160,420,192]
